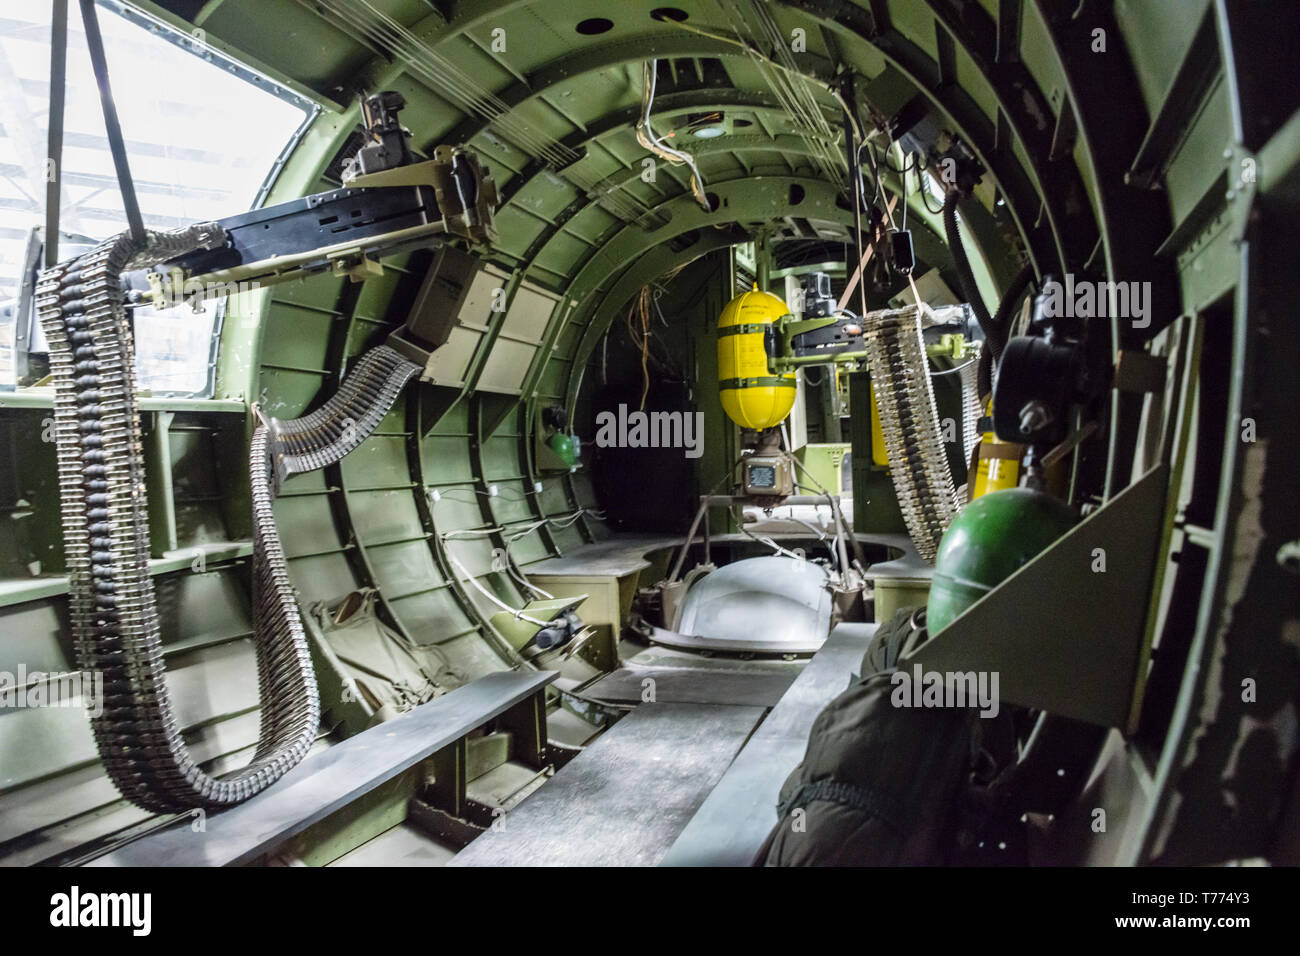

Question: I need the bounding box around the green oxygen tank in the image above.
[927,487,1078,634]
[547,430,576,468]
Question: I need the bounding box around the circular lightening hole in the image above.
[576,18,614,35]
[651,7,689,22]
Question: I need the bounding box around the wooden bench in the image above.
[89,669,557,867]
[659,623,877,866]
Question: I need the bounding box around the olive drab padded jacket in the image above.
[756,606,1016,866]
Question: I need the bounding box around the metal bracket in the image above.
[903,463,1169,729]
[329,250,384,282]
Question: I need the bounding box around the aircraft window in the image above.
[0,0,314,394]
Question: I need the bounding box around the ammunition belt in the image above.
[37,227,419,811]
[959,352,982,466]
[263,345,422,492]
[863,305,960,562]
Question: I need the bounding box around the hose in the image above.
[943,189,999,394]
[979,262,1037,399]
[944,190,1036,397]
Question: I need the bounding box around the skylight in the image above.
[0,1,314,391]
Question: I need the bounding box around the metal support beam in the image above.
[1125,3,1219,190]
[44,0,68,268]
[79,0,144,243]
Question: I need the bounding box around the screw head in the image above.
[1018,401,1053,435]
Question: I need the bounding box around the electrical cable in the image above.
[637,59,711,212]
[300,0,660,225]
[918,166,947,214]
[734,507,812,563]
[445,551,549,627]
[439,508,603,607]
[652,7,860,143]
[858,139,884,210]
[878,146,919,176]
[930,358,978,376]
[778,512,840,569]
[672,1,844,183]
[978,261,1037,399]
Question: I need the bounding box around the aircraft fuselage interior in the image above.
[0,0,1297,881]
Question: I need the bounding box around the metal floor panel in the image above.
[450,702,765,867]
[660,623,878,866]
[583,665,799,707]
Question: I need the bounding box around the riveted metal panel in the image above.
[274,494,346,559]
[367,539,440,598]
[348,489,426,546]
[288,552,361,604]
[0,601,70,675]
[155,569,254,647]
[426,326,484,386]
[261,305,335,371]
[257,367,328,418]
[431,493,488,530]
[272,276,347,313]
[387,589,476,645]
[340,435,413,488]
[477,336,537,392]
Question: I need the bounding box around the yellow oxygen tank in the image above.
[717,288,796,429]
[971,398,1022,498]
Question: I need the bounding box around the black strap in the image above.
[717,323,772,338]
[719,376,796,390]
